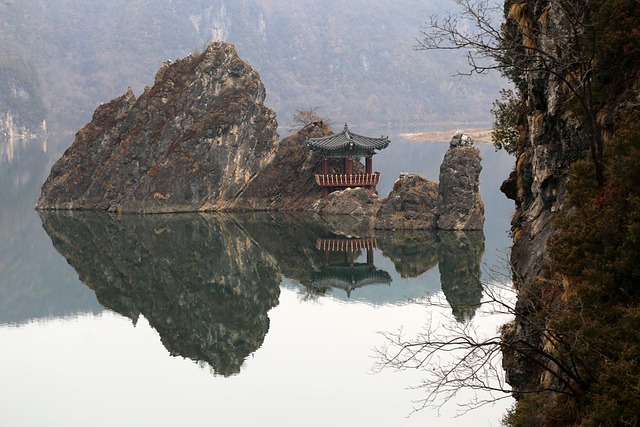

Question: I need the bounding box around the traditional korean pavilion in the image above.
[306,124,390,198]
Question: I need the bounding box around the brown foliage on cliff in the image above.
[505,112,640,426]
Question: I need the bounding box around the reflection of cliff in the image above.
[39,212,281,377]
[438,231,485,322]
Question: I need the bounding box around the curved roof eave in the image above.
[306,124,390,152]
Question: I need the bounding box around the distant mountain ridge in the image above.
[0,0,504,156]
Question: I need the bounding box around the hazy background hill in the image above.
[0,0,505,156]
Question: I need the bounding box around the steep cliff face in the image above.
[501,0,640,421]
[0,50,48,163]
[36,42,279,213]
[500,0,595,402]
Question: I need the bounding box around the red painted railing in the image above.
[315,172,380,187]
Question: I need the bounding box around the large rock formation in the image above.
[375,132,484,230]
[36,42,281,213]
[374,173,439,230]
[437,131,485,230]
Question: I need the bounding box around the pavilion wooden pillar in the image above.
[366,154,374,193]
[347,156,353,175]
[322,157,330,198]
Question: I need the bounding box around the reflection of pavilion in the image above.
[307,236,392,297]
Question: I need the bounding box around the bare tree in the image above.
[418,0,606,184]
[373,276,595,416]
[289,107,333,132]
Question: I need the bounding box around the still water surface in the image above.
[0,137,514,426]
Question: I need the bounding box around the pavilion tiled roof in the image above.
[306,123,390,152]
[307,264,393,296]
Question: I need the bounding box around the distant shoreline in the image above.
[399,128,493,143]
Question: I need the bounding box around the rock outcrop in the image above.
[374,173,439,230]
[231,120,332,210]
[375,132,484,230]
[437,131,484,230]
[36,42,280,213]
[311,187,381,217]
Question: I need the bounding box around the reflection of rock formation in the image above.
[438,230,485,322]
[39,212,281,377]
[376,230,439,278]
[230,212,329,283]
[376,228,485,321]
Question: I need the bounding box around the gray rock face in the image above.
[36,42,279,213]
[437,132,485,230]
[499,0,597,402]
[374,172,439,230]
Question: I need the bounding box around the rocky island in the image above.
[35,42,329,213]
[36,41,484,230]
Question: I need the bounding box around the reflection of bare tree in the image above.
[39,211,281,377]
[438,230,485,322]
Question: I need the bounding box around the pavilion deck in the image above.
[314,172,380,188]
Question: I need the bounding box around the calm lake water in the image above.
[0,134,515,426]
